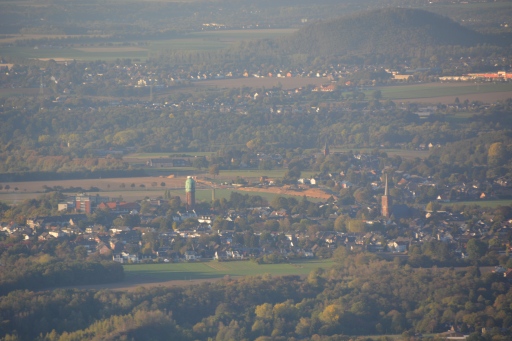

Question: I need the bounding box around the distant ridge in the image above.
[280,8,496,58]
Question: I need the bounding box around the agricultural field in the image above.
[0,171,321,204]
[0,46,150,62]
[0,176,186,204]
[0,29,296,61]
[124,259,335,283]
[331,148,431,160]
[195,76,327,91]
[442,200,512,209]
[378,82,512,104]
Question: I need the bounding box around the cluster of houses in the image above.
[1,180,511,266]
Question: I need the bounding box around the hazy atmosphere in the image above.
[1,0,512,340]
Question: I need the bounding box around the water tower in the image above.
[185,176,196,210]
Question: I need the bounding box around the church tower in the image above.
[323,142,330,156]
[381,174,391,218]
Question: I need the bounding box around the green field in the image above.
[124,258,335,282]
[443,200,512,209]
[332,148,431,159]
[0,47,150,61]
[379,83,512,100]
[1,29,296,61]
[126,152,215,158]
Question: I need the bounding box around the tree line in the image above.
[0,258,510,340]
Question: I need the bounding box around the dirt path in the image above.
[237,186,333,200]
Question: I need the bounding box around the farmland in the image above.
[442,200,512,209]
[0,171,323,204]
[378,82,512,104]
[123,259,335,283]
[0,29,297,61]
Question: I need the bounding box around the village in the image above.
[2,148,511,268]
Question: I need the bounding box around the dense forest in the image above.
[1,92,512,183]
[281,8,495,59]
[0,259,510,340]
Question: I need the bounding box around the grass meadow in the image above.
[1,29,296,61]
[331,148,431,159]
[378,82,512,100]
[123,258,335,282]
[0,187,291,205]
[442,200,512,209]
[1,46,150,62]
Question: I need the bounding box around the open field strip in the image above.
[331,148,431,159]
[123,259,335,282]
[125,152,215,158]
[1,29,296,60]
[442,200,512,208]
[204,262,230,271]
[0,46,150,61]
[74,46,148,52]
[0,34,110,44]
[379,82,512,100]
[0,185,310,204]
[188,29,297,41]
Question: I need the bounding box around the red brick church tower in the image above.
[381,174,391,218]
[323,142,330,156]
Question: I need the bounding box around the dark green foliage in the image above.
[282,8,493,59]
[1,261,511,340]
[0,260,124,295]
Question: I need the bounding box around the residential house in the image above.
[185,250,198,261]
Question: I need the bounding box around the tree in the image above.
[334,215,347,232]
[488,142,505,168]
[123,214,141,228]
[347,219,365,233]
[372,90,382,100]
[209,164,220,178]
[466,239,487,261]
[192,156,208,170]
[426,201,441,212]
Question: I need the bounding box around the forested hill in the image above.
[279,8,496,58]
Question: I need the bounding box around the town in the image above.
[2,147,511,271]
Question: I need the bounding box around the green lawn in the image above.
[94,186,317,203]
[331,147,431,159]
[1,29,296,61]
[124,259,335,281]
[379,83,512,100]
[0,46,150,61]
[219,169,315,179]
[126,152,215,158]
[443,200,512,209]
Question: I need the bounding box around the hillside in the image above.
[280,7,496,58]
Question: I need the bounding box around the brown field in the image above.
[195,77,330,90]
[56,276,222,292]
[0,176,199,203]
[35,58,76,62]
[237,185,332,200]
[0,88,40,96]
[402,91,512,104]
[0,34,109,44]
[74,47,148,52]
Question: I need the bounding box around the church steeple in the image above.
[381,173,391,218]
[323,142,330,156]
